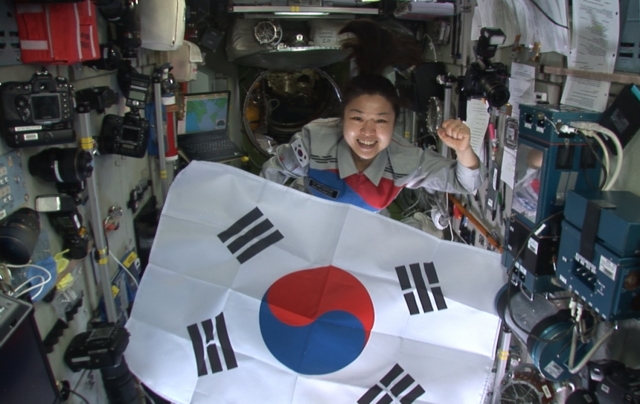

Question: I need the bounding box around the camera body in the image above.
[0,71,74,148]
[75,86,118,114]
[584,360,640,404]
[463,60,510,108]
[93,0,141,58]
[99,110,149,158]
[64,325,129,372]
[47,207,89,259]
[462,27,511,109]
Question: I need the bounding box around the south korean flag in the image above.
[125,162,505,404]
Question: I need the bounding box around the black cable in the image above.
[528,0,569,29]
[504,211,577,343]
[69,389,91,404]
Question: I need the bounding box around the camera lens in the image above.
[479,76,510,108]
[0,208,41,265]
[29,147,94,183]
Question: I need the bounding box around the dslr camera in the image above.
[65,324,139,404]
[462,28,510,109]
[99,111,149,158]
[92,0,141,59]
[0,71,74,148]
[98,70,150,158]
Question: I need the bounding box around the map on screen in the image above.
[184,91,230,134]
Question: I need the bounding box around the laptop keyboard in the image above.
[179,135,244,162]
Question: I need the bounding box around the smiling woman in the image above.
[260,19,482,212]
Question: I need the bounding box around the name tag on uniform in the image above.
[309,179,339,199]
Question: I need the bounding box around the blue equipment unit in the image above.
[563,190,640,257]
[527,313,592,382]
[519,104,601,144]
[556,191,640,321]
[511,136,601,230]
[502,250,562,295]
[505,105,603,295]
[556,221,640,321]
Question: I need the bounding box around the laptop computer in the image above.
[177,91,246,163]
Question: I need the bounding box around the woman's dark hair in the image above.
[341,74,402,119]
[338,19,423,121]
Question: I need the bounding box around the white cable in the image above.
[424,33,437,62]
[109,251,140,288]
[570,121,624,190]
[7,263,53,299]
[15,276,48,299]
[13,275,45,295]
[582,129,610,184]
[568,326,578,369]
[568,327,615,374]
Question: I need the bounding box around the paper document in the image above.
[466,99,491,157]
[508,63,536,120]
[500,147,517,189]
[473,0,569,55]
[560,0,620,112]
[471,0,519,46]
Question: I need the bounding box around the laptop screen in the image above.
[182,91,230,134]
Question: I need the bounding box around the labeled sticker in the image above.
[543,360,564,379]
[15,125,42,132]
[308,178,338,199]
[599,256,617,280]
[528,238,539,254]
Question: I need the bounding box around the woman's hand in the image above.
[437,119,479,169]
[437,119,472,152]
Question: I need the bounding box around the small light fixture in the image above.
[274,11,329,16]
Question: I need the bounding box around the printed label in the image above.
[15,125,42,132]
[528,238,539,254]
[599,256,617,280]
[543,360,564,379]
[308,179,339,199]
[315,30,337,46]
[23,133,39,141]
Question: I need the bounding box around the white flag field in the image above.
[125,161,507,404]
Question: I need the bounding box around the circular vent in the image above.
[500,364,555,404]
[254,20,282,45]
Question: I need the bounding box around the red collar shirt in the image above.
[261,119,482,212]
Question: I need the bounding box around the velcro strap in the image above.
[580,200,602,261]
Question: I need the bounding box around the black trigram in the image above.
[395,262,447,315]
[217,207,283,264]
[187,313,237,377]
[358,364,425,404]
